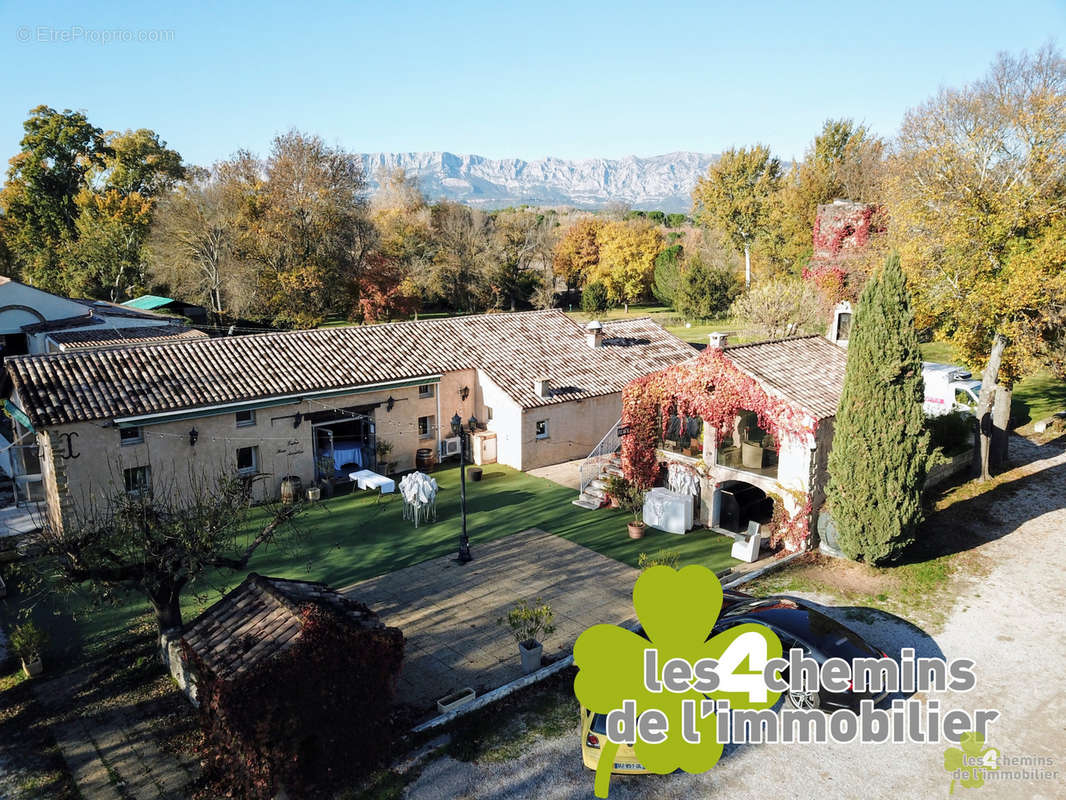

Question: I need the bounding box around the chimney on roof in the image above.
[585,320,604,349]
[708,332,729,349]
[534,377,552,398]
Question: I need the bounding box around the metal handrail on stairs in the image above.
[579,417,622,494]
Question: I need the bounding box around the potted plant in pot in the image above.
[620,482,647,539]
[375,440,394,473]
[11,621,47,678]
[499,598,556,674]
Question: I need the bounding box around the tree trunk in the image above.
[744,245,751,287]
[990,384,1012,469]
[974,334,1007,481]
[149,587,184,634]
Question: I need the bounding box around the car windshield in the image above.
[590,713,608,734]
[720,598,783,617]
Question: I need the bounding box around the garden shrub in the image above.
[675,260,740,320]
[581,281,609,313]
[637,549,681,571]
[926,410,974,455]
[651,244,683,306]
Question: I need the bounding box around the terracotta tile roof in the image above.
[6,310,695,427]
[47,324,208,350]
[723,335,848,421]
[181,573,386,681]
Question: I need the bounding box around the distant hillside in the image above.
[357,151,719,212]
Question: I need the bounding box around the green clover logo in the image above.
[943,731,998,793]
[574,565,782,797]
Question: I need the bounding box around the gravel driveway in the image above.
[405,436,1066,800]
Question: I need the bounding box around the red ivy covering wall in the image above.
[621,349,818,551]
[811,202,880,259]
[186,606,405,799]
[621,348,816,488]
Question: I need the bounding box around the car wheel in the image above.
[785,674,821,710]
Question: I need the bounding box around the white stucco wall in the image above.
[519,393,621,470]
[0,281,88,333]
[476,370,523,469]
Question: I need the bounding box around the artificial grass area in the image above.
[10,463,736,665]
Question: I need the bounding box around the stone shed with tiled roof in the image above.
[2,310,694,531]
[620,333,849,551]
[171,573,404,796]
[178,573,402,685]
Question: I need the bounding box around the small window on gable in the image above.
[236,409,256,427]
[535,420,549,439]
[486,406,494,421]
[120,426,143,445]
[836,312,853,341]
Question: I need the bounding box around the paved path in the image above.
[345,528,638,715]
[527,459,584,491]
[33,671,199,800]
[405,436,1066,800]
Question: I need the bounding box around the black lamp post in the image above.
[451,412,477,563]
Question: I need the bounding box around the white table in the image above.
[349,469,396,494]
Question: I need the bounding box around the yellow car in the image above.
[580,707,650,774]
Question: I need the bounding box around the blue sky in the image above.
[1,0,1063,167]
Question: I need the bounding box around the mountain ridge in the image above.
[357,151,719,212]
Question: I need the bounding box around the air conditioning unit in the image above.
[440,437,461,458]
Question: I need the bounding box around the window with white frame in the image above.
[123,465,151,495]
[235,409,256,427]
[418,384,435,399]
[535,420,549,439]
[119,426,143,445]
[236,445,259,475]
[485,406,493,421]
[418,415,434,439]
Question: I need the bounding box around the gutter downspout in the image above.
[436,384,442,465]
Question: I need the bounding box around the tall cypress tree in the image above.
[826,253,929,563]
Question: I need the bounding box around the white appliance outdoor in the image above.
[440,436,462,459]
[643,487,694,535]
[472,431,497,465]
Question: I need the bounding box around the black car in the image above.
[711,595,889,711]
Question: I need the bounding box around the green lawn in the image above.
[8,464,735,665]
[919,340,956,364]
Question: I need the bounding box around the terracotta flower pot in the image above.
[628,521,646,539]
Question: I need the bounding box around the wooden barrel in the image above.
[415,448,435,472]
[280,475,302,505]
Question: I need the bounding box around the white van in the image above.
[923,362,981,416]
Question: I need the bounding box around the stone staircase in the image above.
[572,452,623,509]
